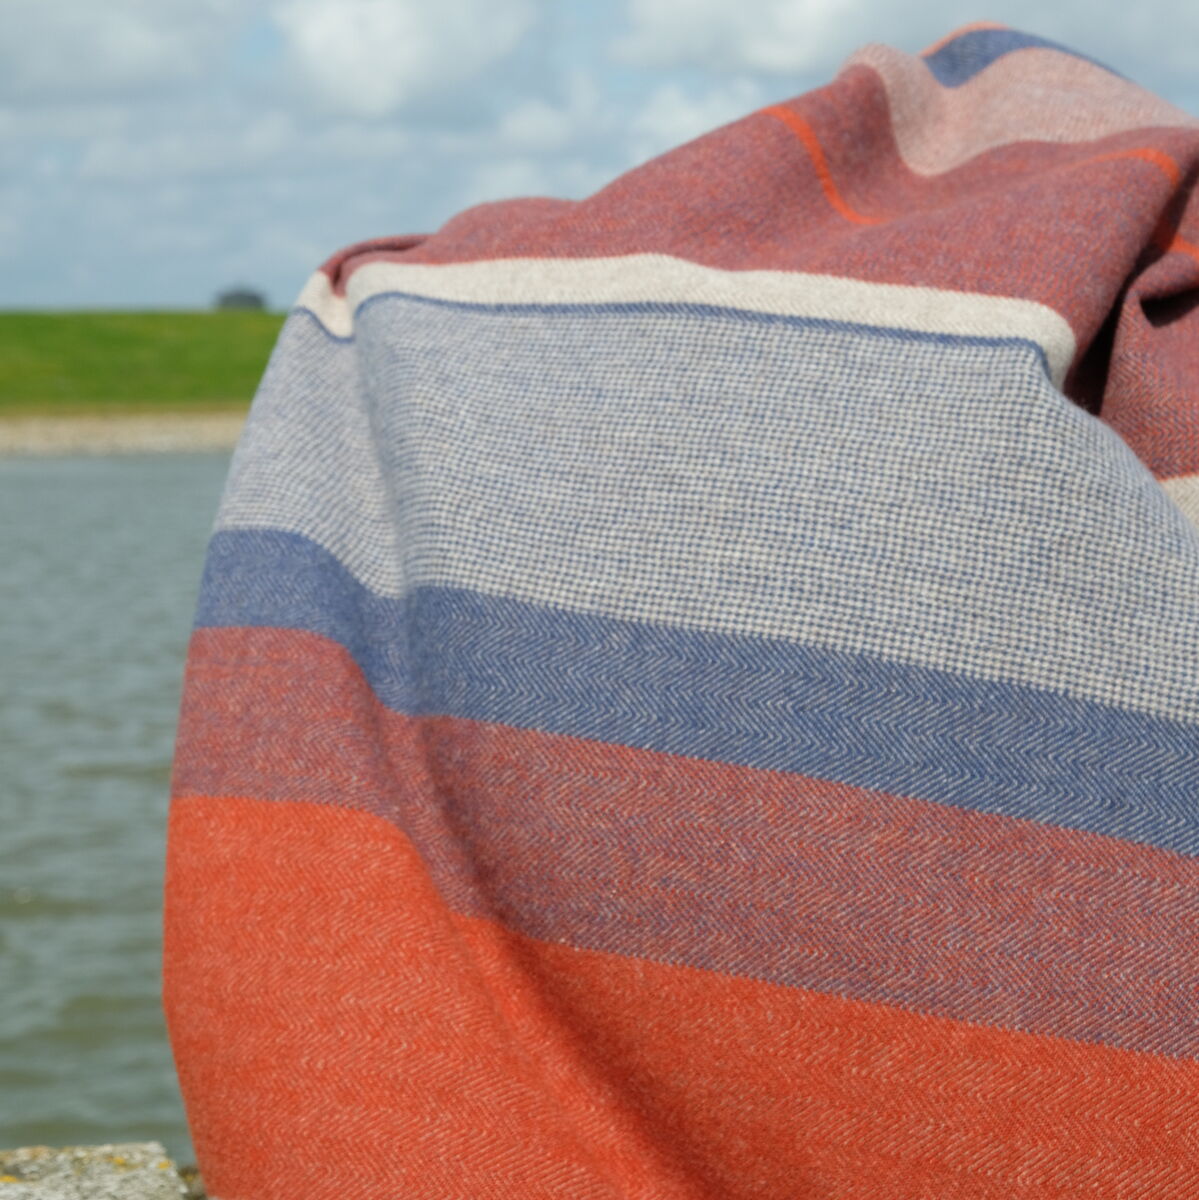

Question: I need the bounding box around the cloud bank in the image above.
[3,0,1196,307]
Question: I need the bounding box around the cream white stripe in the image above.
[1164,474,1199,533]
[846,44,1198,176]
[295,254,1076,385]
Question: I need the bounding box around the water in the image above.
[0,452,230,1160]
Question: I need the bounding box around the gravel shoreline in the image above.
[0,413,245,456]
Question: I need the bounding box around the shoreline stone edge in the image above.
[0,1143,206,1199]
[0,414,245,457]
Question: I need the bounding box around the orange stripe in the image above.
[167,793,1199,1200]
[920,21,1008,57]
[1150,212,1199,264]
[1161,230,1199,267]
[762,125,1196,267]
[1175,233,1199,262]
[166,794,700,1200]
[762,104,884,226]
[1089,146,1182,188]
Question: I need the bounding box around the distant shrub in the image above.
[214,287,267,311]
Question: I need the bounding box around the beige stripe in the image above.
[1163,474,1199,533]
[847,44,1198,176]
[296,254,1076,385]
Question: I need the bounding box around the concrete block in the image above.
[0,1143,189,1200]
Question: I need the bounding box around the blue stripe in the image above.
[289,296,1053,374]
[923,29,1124,88]
[196,527,1199,857]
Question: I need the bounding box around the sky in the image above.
[4,1,1198,310]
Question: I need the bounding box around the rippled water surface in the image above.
[0,453,229,1158]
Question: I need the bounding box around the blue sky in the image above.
[4,1,1197,310]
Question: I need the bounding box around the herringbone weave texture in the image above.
[165,25,1199,1199]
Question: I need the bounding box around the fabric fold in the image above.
[165,24,1199,1200]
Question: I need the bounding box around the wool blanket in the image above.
[165,24,1199,1200]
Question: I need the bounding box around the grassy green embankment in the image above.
[0,311,287,417]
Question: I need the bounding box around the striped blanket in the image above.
[165,24,1199,1200]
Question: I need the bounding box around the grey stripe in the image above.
[216,299,1199,723]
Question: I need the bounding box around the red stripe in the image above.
[327,66,1190,347]
[173,624,1199,1057]
[761,104,884,225]
[318,234,428,295]
[1102,235,1199,478]
[165,790,1199,1200]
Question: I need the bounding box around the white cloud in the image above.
[613,0,1199,102]
[495,72,601,151]
[0,103,134,143]
[75,109,413,183]
[78,113,298,181]
[270,0,537,117]
[498,99,575,151]
[469,71,768,211]
[460,149,620,211]
[629,78,766,160]
[467,156,555,200]
[4,0,1196,308]
[0,0,244,99]
[614,0,866,75]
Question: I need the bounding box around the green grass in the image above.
[0,311,288,416]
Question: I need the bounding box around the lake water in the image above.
[0,452,231,1160]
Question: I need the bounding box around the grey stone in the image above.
[176,1167,206,1200]
[0,1143,188,1200]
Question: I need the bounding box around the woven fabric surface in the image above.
[164,25,1199,1199]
